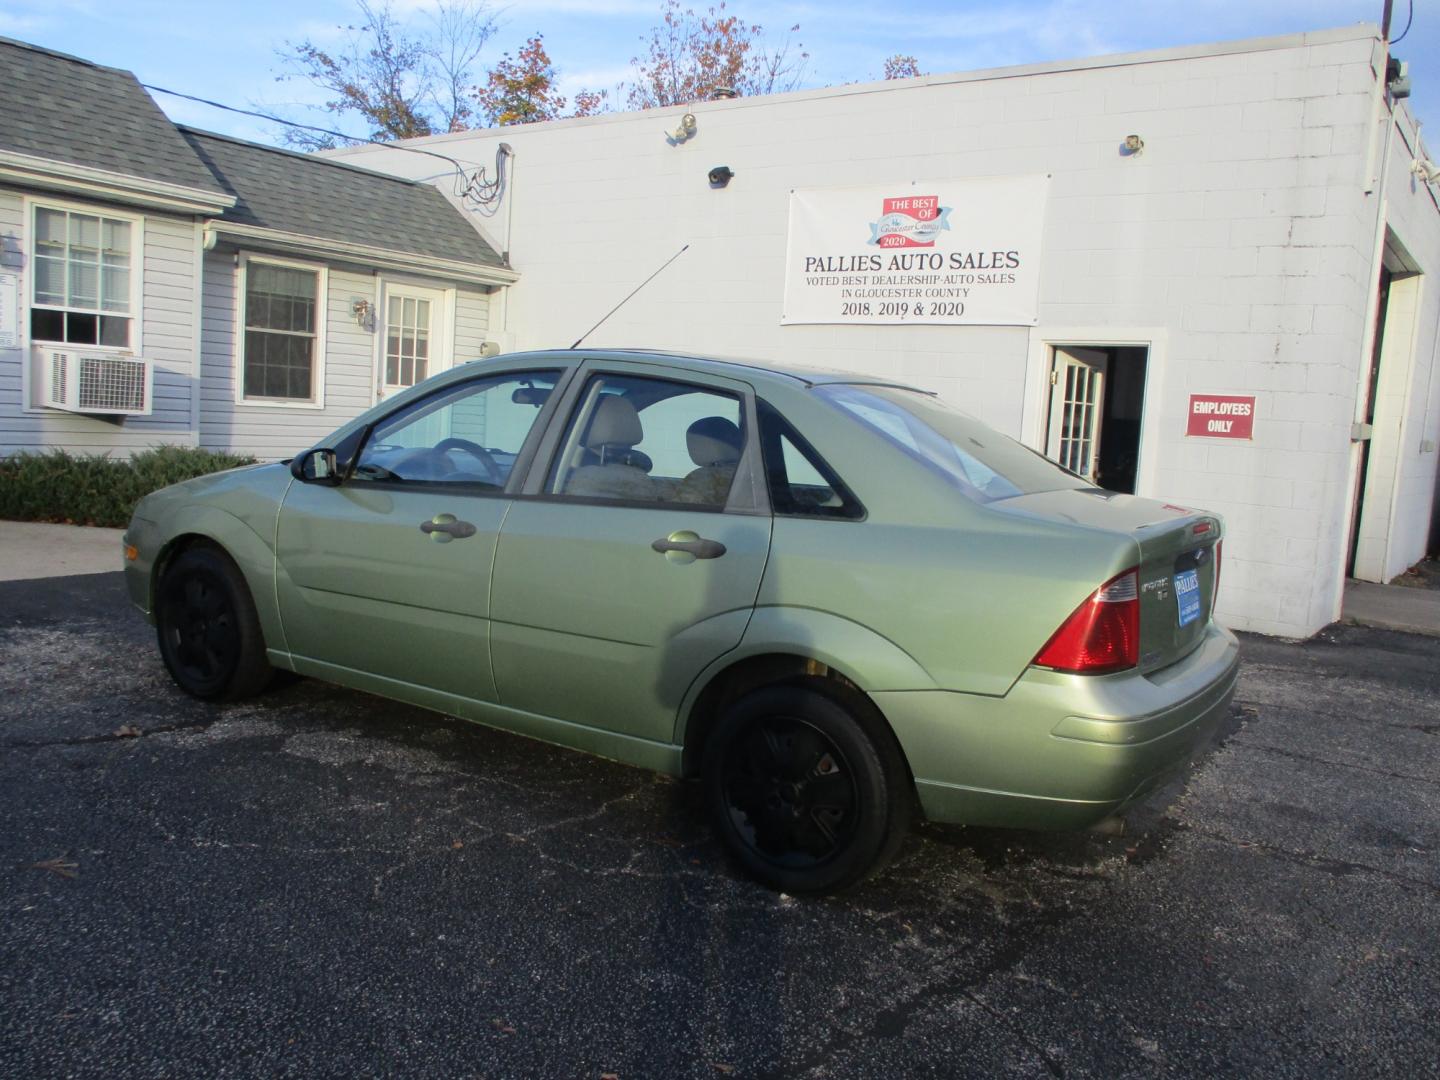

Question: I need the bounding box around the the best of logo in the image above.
[867,195,953,249]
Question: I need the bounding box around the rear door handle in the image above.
[420,514,477,540]
[651,532,726,559]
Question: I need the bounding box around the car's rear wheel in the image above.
[156,546,272,701]
[703,684,910,894]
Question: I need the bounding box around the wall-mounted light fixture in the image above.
[708,165,735,188]
[667,113,697,144]
[1388,57,1411,99]
[1121,134,1145,157]
[351,298,375,330]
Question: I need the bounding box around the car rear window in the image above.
[816,384,1091,503]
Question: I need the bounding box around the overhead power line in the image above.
[141,83,507,213]
[1391,0,1414,44]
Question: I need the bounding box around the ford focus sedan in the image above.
[123,350,1239,894]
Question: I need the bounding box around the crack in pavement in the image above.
[1187,824,1439,897]
[1242,741,1440,787]
[959,985,1066,1078]
[1391,722,1440,736]
[783,901,1087,1078]
[1,717,220,751]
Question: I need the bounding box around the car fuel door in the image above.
[274,368,568,703]
[489,362,771,745]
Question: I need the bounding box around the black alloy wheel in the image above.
[156,546,273,701]
[721,715,859,866]
[704,684,910,894]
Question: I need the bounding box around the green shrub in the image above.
[0,446,258,527]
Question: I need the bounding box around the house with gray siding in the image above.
[0,37,515,461]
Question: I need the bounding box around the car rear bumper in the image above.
[872,621,1240,829]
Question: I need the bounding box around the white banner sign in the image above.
[781,176,1048,326]
[0,273,17,349]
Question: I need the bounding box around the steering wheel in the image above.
[433,437,501,483]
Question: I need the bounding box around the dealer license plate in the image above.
[1175,568,1202,627]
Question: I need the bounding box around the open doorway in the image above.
[1044,345,1149,494]
[1348,229,1426,583]
[1346,266,1391,577]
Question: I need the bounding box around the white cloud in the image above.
[555,61,634,96]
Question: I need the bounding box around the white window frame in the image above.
[24,195,144,357]
[236,252,328,409]
[374,277,453,404]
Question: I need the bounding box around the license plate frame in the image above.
[1175,567,1202,627]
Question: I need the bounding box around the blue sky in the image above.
[0,1,1430,143]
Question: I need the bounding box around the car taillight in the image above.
[1033,568,1140,675]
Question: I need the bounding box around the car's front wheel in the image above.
[703,683,911,894]
[156,545,273,701]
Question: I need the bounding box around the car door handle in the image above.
[420,515,477,540]
[651,533,726,559]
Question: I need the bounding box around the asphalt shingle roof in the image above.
[0,37,226,195]
[180,128,504,268]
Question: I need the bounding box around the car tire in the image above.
[156,546,273,701]
[703,683,911,894]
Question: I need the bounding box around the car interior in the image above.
[551,378,746,507]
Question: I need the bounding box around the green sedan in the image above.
[124,350,1238,894]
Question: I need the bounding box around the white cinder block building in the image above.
[325,23,1440,639]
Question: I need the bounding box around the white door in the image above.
[1046,346,1108,483]
[380,283,448,400]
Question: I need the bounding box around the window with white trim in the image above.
[30,206,134,348]
[242,260,320,402]
[384,293,433,389]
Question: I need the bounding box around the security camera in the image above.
[1413,157,1440,184]
[708,165,734,187]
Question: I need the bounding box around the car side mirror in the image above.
[291,447,342,485]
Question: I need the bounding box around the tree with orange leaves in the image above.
[627,0,807,108]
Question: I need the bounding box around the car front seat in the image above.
[675,416,742,506]
[563,395,656,500]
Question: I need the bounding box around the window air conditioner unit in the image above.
[41,350,152,416]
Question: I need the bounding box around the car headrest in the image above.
[584,395,643,448]
[687,416,742,468]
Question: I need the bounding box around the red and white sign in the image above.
[1186,394,1256,439]
[782,176,1048,326]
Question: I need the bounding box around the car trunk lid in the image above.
[990,489,1221,674]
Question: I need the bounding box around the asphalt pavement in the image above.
[1,566,1437,1079]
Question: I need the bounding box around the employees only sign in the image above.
[1186,394,1256,438]
[782,176,1049,326]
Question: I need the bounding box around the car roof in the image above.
[478,348,932,393]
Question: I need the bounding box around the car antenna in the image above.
[570,244,689,349]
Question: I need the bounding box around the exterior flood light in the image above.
[668,113,697,143]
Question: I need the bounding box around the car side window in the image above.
[548,374,745,507]
[352,371,559,488]
[757,399,864,519]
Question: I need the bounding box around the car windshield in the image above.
[817,384,1091,503]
